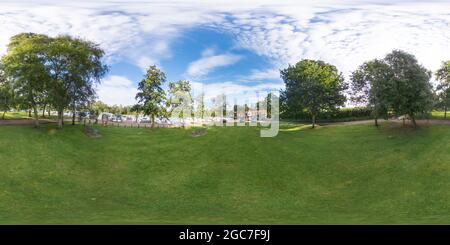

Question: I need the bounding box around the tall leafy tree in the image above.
[44,35,108,127]
[167,80,193,124]
[436,61,450,119]
[384,50,433,127]
[1,33,51,126]
[134,65,166,127]
[130,104,143,122]
[1,33,107,128]
[194,92,205,121]
[0,67,14,119]
[280,59,347,128]
[350,59,393,126]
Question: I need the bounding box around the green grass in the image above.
[1,123,450,224]
[2,111,32,120]
[2,111,65,121]
[431,111,448,119]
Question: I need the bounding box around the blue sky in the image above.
[1,0,450,105]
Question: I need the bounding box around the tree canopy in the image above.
[167,80,193,122]
[350,50,433,127]
[1,33,108,127]
[350,59,393,126]
[384,50,433,126]
[435,61,450,119]
[1,33,51,126]
[134,65,167,127]
[280,59,347,128]
[0,68,13,119]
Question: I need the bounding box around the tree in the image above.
[0,68,13,119]
[194,92,205,121]
[89,100,109,124]
[436,61,450,119]
[384,50,433,127]
[134,65,166,128]
[1,33,51,127]
[44,35,108,128]
[1,33,107,128]
[280,59,347,128]
[167,80,193,126]
[130,104,143,123]
[350,59,393,126]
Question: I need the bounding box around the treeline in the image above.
[280,50,450,127]
[0,33,209,128]
[2,33,450,129]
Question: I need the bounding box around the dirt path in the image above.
[323,119,450,126]
[322,119,387,125]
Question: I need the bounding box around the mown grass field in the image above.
[0,122,450,224]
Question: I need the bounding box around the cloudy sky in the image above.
[1,0,450,105]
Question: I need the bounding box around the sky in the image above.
[1,0,450,106]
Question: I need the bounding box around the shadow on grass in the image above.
[376,122,428,139]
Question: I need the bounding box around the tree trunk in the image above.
[311,114,316,129]
[72,103,76,125]
[33,106,39,127]
[48,107,51,117]
[28,109,31,117]
[151,115,155,128]
[373,106,379,127]
[445,106,447,119]
[2,110,6,119]
[42,104,46,118]
[58,109,63,129]
[411,114,417,128]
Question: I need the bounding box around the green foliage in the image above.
[167,80,193,119]
[435,61,450,118]
[350,59,393,125]
[1,33,51,125]
[280,59,347,127]
[43,35,108,127]
[350,50,433,127]
[0,70,13,119]
[384,50,433,124]
[194,93,205,119]
[0,33,107,127]
[134,65,167,125]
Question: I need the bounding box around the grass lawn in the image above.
[431,111,448,119]
[2,111,67,121]
[2,111,32,120]
[0,123,450,224]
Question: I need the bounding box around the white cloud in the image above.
[186,53,242,78]
[137,57,159,72]
[201,47,216,57]
[220,2,450,79]
[1,0,450,86]
[96,75,138,106]
[247,68,280,81]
